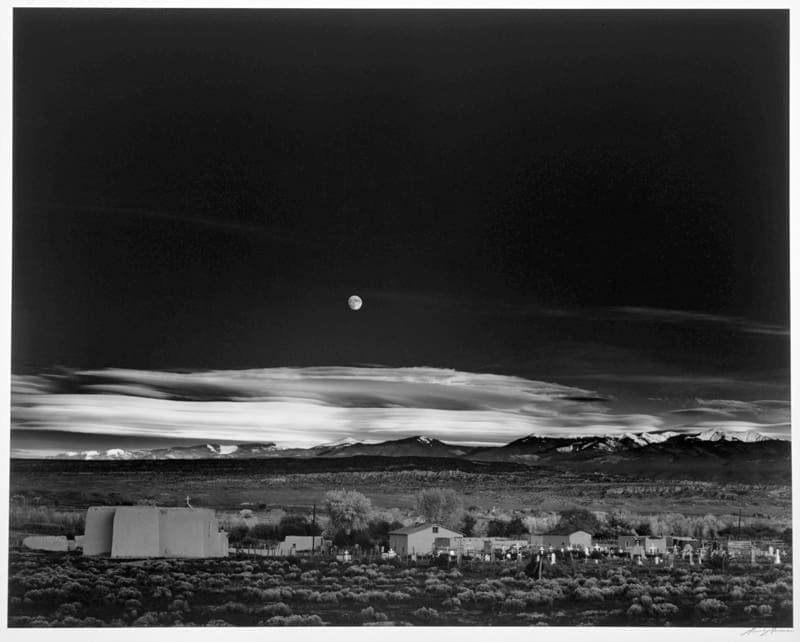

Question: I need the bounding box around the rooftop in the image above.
[390,522,464,537]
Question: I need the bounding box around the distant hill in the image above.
[311,435,474,458]
[43,430,789,485]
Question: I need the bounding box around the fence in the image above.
[229,543,393,563]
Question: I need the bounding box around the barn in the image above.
[83,506,228,558]
[388,523,463,557]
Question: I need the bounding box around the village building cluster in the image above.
[21,507,789,567]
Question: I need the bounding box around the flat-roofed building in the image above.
[83,506,228,558]
[532,530,593,549]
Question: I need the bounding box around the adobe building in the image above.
[274,535,330,556]
[617,532,651,553]
[644,536,668,554]
[531,530,593,549]
[83,506,228,558]
[388,522,463,556]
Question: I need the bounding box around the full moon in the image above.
[348,295,363,311]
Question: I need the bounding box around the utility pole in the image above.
[737,507,742,539]
[312,504,316,555]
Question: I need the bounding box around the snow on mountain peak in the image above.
[416,436,432,444]
[323,436,362,447]
[694,429,769,442]
[696,430,725,442]
[735,431,769,443]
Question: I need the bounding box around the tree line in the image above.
[226,488,792,549]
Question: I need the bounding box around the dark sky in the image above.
[11,10,789,451]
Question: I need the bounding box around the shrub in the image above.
[697,598,728,615]
[425,582,452,597]
[118,587,143,601]
[28,616,53,627]
[442,597,461,609]
[257,602,292,617]
[360,607,389,623]
[412,607,440,621]
[503,598,526,612]
[151,586,172,601]
[475,590,504,607]
[651,603,679,617]
[55,602,81,618]
[57,616,84,627]
[263,614,325,626]
[774,581,791,594]
[626,603,644,617]
[132,612,160,626]
[575,587,604,602]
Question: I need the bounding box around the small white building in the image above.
[23,535,69,552]
[275,535,327,556]
[83,506,228,558]
[388,522,463,557]
[531,530,593,549]
[461,537,528,556]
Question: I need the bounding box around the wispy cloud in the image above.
[481,303,790,338]
[12,367,657,449]
[609,306,789,337]
[669,398,791,427]
[30,201,294,241]
[11,366,788,452]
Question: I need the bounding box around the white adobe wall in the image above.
[282,536,317,551]
[159,508,209,557]
[86,505,228,558]
[83,506,116,555]
[23,535,69,552]
[407,530,435,555]
[112,506,160,557]
[569,532,593,548]
[210,529,228,557]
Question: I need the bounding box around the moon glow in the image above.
[348,295,363,311]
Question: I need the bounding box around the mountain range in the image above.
[46,430,782,461]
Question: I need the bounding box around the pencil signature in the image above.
[741,628,793,637]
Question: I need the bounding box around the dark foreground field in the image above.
[7,550,793,627]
